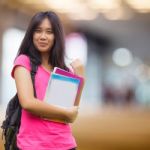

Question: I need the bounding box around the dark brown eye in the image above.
[47,30,53,34]
[34,29,41,33]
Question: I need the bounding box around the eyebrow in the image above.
[36,27,53,30]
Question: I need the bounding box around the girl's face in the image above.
[33,18,55,53]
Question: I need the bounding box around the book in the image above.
[53,67,84,105]
[44,73,80,108]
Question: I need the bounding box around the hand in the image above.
[66,106,79,123]
[70,59,85,78]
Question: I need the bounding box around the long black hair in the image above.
[16,11,68,71]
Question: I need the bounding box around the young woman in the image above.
[12,11,85,150]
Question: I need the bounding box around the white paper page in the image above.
[45,74,79,108]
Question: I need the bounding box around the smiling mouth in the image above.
[39,43,47,47]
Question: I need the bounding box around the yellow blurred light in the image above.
[87,0,121,10]
[16,0,150,20]
[126,0,150,12]
[44,0,97,20]
[44,0,84,13]
[18,0,42,4]
[68,7,98,20]
[44,0,72,12]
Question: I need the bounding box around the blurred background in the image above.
[0,0,150,150]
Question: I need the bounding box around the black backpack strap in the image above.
[30,60,38,97]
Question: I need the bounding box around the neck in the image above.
[41,53,53,71]
[41,53,49,65]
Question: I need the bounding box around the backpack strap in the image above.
[30,60,38,97]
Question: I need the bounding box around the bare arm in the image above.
[14,66,78,123]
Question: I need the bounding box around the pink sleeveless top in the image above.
[11,54,76,150]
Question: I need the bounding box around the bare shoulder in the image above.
[14,66,31,80]
[14,66,34,107]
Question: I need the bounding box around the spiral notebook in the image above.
[44,73,80,108]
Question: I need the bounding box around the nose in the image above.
[40,32,47,40]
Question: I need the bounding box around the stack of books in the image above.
[44,67,84,108]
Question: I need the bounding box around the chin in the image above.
[38,48,50,53]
